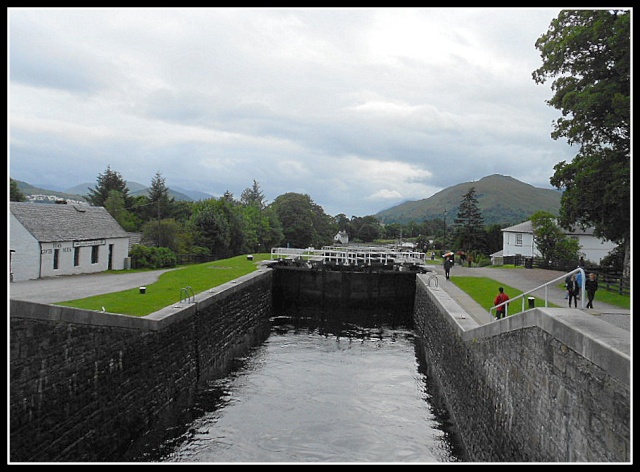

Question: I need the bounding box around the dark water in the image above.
[131,318,466,463]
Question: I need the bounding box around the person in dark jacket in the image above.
[444,256,452,279]
[566,274,579,308]
[585,273,599,309]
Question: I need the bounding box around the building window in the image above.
[515,234,523,246]
[53,249,59,270]
[74,247,80,266]
[91,245,99,264]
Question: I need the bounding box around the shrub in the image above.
[130,244,177,269]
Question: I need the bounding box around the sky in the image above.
[8,7,578,217]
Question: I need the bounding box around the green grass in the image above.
[450,276,560,315]
[583,287,630,309]
[55,254,272,317]
[451,275,630,312]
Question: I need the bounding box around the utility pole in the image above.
[443,209,447,249]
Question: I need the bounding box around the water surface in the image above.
[134,320,465,463]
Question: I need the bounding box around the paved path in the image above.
[9,269,176,304]
[428,264,630,331]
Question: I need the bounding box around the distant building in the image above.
[334,230,349,244]
[10,202,130,281]
[501,220,617,264]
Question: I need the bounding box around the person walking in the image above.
[444,256,452,280]
[576,270,583,301]
[567,274,579,308]
[494,287,510,320]
[585,273,599,309]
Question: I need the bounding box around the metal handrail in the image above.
[489,267,586,318]
[427,274,439,287]
[180,286,195,304]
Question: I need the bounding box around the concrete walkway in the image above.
[428,263,631,332]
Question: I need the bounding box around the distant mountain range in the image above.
[13,174,561,226]
[375,174,562,227]
[14,180,214,203]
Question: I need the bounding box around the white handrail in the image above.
[490,267,586,318]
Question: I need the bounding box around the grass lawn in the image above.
[451,275,630,312]
[450,276,560,315]
[55,253,272,317]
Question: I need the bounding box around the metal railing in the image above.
[270,246,426,266]
[490,267,586,318]
[180,286,195,304]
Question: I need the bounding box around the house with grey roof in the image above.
[9,202,130,281]
[501,220,617,265]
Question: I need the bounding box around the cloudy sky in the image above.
[9,7,576,217]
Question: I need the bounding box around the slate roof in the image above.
[10,202,129,243]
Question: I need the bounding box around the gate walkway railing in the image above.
[489,267,586,318]
[271,246,425,266]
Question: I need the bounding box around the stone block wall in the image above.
[413,275,630,462]
[9,270,273,462]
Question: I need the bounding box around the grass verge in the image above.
[450,276,560,315]
[55,253,271,317]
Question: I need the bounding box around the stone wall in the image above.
[9,269,273,462]
[413,274,630,462]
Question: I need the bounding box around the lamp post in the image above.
[443,209,447,249]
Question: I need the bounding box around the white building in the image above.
[10,202,130,281]
[334,230,349,245]
[501,220,617,264]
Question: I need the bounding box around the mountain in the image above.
[375,174,562,226]
[13,179,213,204]
[15,180,89,204]
[64,182,212,202]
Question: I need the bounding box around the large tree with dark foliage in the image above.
[85,165,132,208]
[532,9,630,276]
[453,187,485,252]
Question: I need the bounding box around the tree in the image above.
[530,211,580,270]
[85,165,132,208]
[270,193,335,248]
[10,178,26,202]
[452,187,485,252]
[103,189,138,231]
[350,215,381,243]
[240,180,283,253]
[533,9,630,276]
[240,179,266,209]
[147,171,175,221]
[191,197,246,259]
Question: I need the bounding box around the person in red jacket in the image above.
[494,287,510,320]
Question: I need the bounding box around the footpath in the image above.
[429,263,631,332]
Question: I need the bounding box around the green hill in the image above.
[375,174,562,226]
